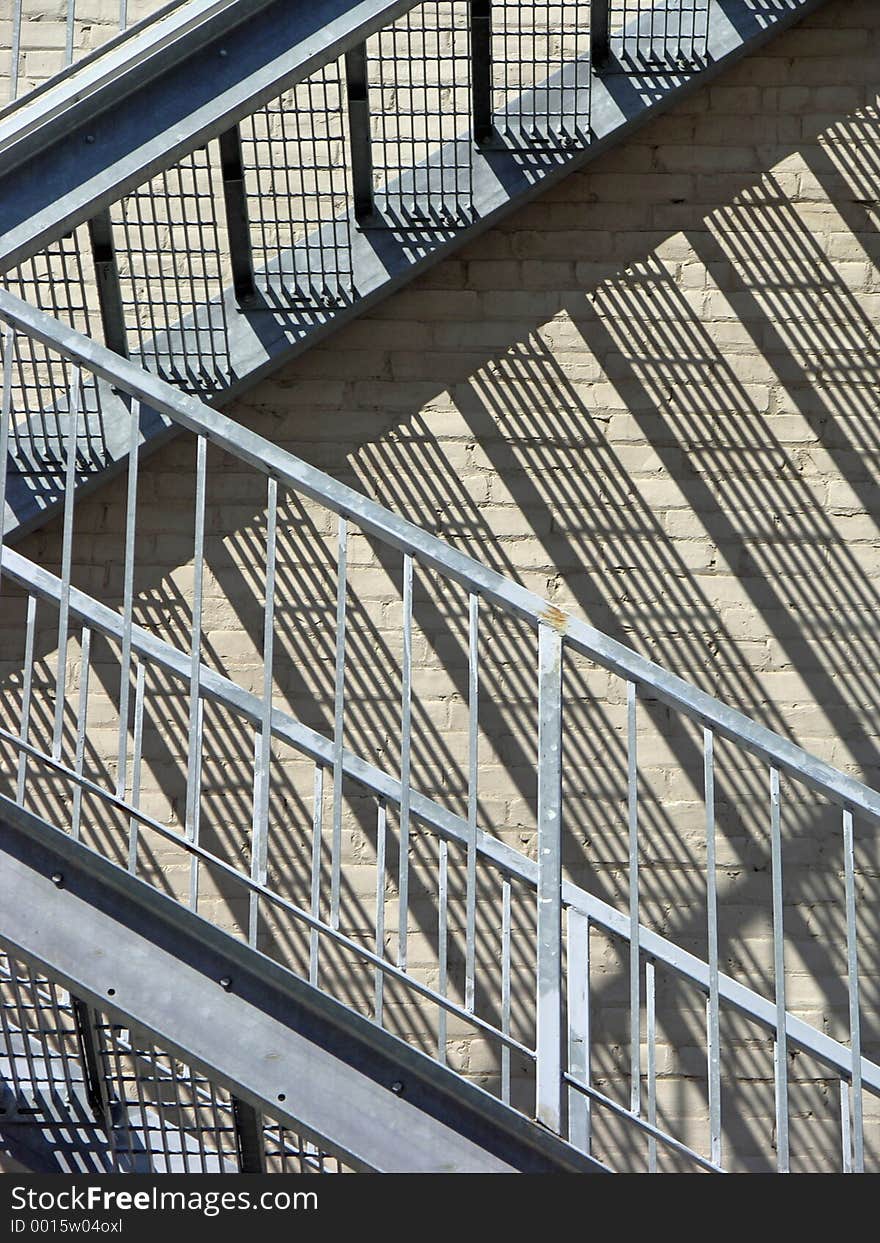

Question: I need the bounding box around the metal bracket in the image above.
[87,209,128,359]
[469,0,493,146]
[344,42,377,226]
[218,126,257,306]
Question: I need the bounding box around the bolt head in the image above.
[50,872,64,887]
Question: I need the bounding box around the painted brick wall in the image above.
[2,0,880,1172]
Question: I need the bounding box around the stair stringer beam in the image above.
[0,795,606,1174]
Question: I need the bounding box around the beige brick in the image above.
[4,0,880,1172]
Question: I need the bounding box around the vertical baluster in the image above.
[116,400,140,803]
[501,875,511,1105]
[10,1,22,103]
[185,433,207,912]
[16,595,36,804]
[330,517,347,932]
[65,0,76,68]
[375,797,387,1023]
[218,126,257,306]
[704,726,722,1166]
[231,1098,266,1174]
[53,367,81,762]
[438,838,448,1062]
[398,552,413,972]
[769,765,789,1172]
[344,43,375,224]
[71,626,90,841]
[840,1078,853,1175]
[627,679,641,1119]
[567,907,591,1153]
[119,0,127,31]
[310,765,324,987]
[842,808,864,1172]
[88,210,129,360]
[249,476,277,948]
[465,592,479,1013]
[536,623,563,1133]
[127,661,145,875]
[0,325,13,583]
[646,958,657,1172]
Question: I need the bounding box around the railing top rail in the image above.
[2,285,879,829]
[1,0,192,120]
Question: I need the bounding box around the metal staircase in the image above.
[0,0,827,537]
[1,0,872,1175]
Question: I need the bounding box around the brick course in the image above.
[2,0,879,1172]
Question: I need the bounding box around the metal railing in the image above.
[4,1,184,108]
[0,0,715,475]
[0,287,877,1171]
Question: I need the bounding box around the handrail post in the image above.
[470,0,493,146]
[591,0,610,70]
[536,622,563,1133]
[345,42,376,225]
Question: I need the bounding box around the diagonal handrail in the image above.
[2,539,878,1141]
[1,287,879,1167]
[2,283,879,828]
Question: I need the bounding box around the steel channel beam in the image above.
[1,540,875,1101]
[0,795,604,1174]
[0,0,256,148]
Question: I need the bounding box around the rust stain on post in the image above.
[540,605,568,634]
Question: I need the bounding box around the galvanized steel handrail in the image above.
[3,0,190,114]
[0,0,282,149]
[2,283,879,830]
[2,539,877,1130]
[1,285,878,1170]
